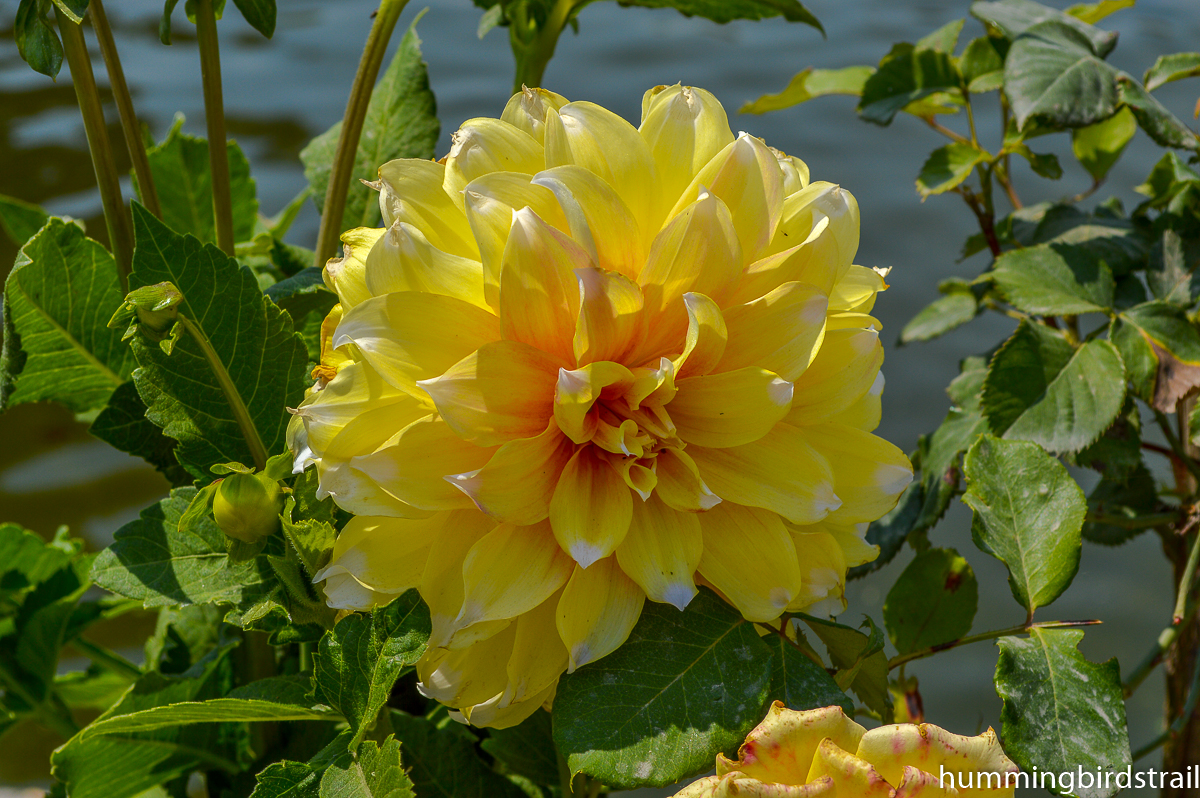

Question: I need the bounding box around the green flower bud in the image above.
[213,472,283,543]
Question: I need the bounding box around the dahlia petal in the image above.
[463,172,569,309]
[573,268,646,366]
[499,207,589,363]
[501,86,569,144]
[673,292,728,380]
[696,503,804,623]
[655,447,721,512]
[314,303,352,381]
[462,680,557,730]
[351,416,496,511]
[418,510,499,648]
[769,181,859,271]
[322,400,430,462]
[556,557,645,672]
[822,520,880,568]
[319,571,395,612]
[377,159,477,258]
[323,227,384,309]
[795,424,913,524]
[533,165,647,278]
[553,361,636,444]
[454,520,575,632]
[669,133,785,262]
[827,372,884,432]
[419,339,565,447]
[732,217,841,304]
[417,622,517,707]
[826,311,882,331]
[615,494,702,610]
[501,589,569,705]
[639,85,736,214]
[894,766,958,798]
[601,450,659,499]
[715,703,866,787]
[334,292,500,393]
[549,447,634,567]
[449,421,575,525]
[830,265,887,313]
[317,458,433,519]
[444,117,544,200]
[313,514,444,596]
[689,423,839,525]
[717,281,828,381]
[806,738,895,798]
[786,530,847,615]
[774,148,811,194]
[671,367,793,448]
[786,328,883,426]
[292,361,422,456]
[364,221,488,310]
[544,100,659,227]
[855,724,1018,797]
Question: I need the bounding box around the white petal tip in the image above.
[663,582,698,611]
[769,586,794,609]
[768,378,795,407]
[569,542,606,570]
[568,643,592,673]
[878,464,915,495]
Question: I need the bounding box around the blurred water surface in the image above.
[1,0,1199,792]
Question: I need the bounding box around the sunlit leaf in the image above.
[1003,20,1120,130]
[1143,52,1200,92]
[1071,106,1136,181]
[990,242,1114,315]
[916,142,990,197]
[615,0,823,31]
[858,43,961,125]
[740,66,874,114]
[971,0,1116,57]
[1064,0,1133,25]
[1111,300,1200,412]
[883,547,978,655]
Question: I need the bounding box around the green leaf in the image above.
[740,66,874,115]
[1008,143,1062,179]
[314,590,430,748]
[1144,52,1200,92]
[1116,74,1200,151]
[995,628,1130,798]
[613,0,823,31]
[900,287,978,344]
[553,588,772,789]
[1083,464,1157,546]
[916,142,990,198]
[848,478,923,580]
[1071,106,1136,181]
[266,268,338,363]
[15,0,63,78]
[0,194,50,247]
[90,381,190,486]
[231,0,275,37]
[480,710,560,788]
[390,711,527,798]
[91,487,277,608]
[971,0,1116,56]
[1003,20,1120,130]
[963,435,1085,613]
[1113,301,1200,412]
[883,548,978,655]
[917,19,964,53]
[982,321,1125,453]
[302,16,439,231]
[957,35,1006,87]
[51,644,240,798]
[319,736,415,798]
[1065,0,1133,25]
[1136,151,1200,203]
[125,205,309,476]
[798,615,890,718]
[50,0,88,24]
[78,676,336,739]
[1068,396,1142,479]
[990,242,1114,314]
[142,115,259,246]
[1147,228,1200,305]
[1029,205,1148,273]
[1,219,134,413]
[858,43,961,125]
[0,523,77,605]
[250,730,353,798]
[764,633,853,714]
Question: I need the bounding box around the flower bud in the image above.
[213,472,283,543]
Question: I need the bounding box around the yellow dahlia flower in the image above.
[288,85,912,728]
[675,703,1020,797]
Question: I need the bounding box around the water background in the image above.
[2,0,1199,792]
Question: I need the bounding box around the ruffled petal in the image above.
[774,147,811,194]
[830,265,887,313]
[673,292,728,380]
[855,724,1018,797]
[556,557,645,671]
[716,703,866,787]
[323,227,384,309]
[377,159,477,258]
[787,328,883,426]
[364,221,488,310]
[654,447,721,512]
[553,361,636,445]
[768,181,859,269]
[574,268,646,366]
[449,421,576,525]
[806,738,896,798]
[696,503,804,622]
[444,118,544,200]
[615,494,703,610]
[670,367,793,448]
[794,423,913,524]
[533,165,647,278]
[419,339,564,447]
[499,207,590,363]
[688,423,839,525]
[501,86,569,144]
[639,84,736,213]
[549,446,634,567]
[717,281,828,380]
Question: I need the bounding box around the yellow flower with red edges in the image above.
[674,703,1020,797]
[287,85,912,728]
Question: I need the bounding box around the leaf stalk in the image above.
[194,0,235,256]
[887,619,1101,670]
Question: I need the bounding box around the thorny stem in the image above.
[1088,512,1180,531]
[194,0,235,256]
[313,0,408,269]
[88,0,161,220]
[1124,603,1198,700]
[178,314,268,470]
[1156,409,1200,486]
[887,619,1101,670]
[55,4,133,289]
[957,185,1001,258]
[1175,516,1200,625]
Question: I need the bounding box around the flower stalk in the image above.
[194,0,235,256]
[312,0,408,269]
[88,0,161,220]
[54,4,133,289]
[509,0,579,93]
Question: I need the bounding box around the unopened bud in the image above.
[213,472,282,543]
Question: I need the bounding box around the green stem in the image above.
[963,91,979,147]
[1156,410,1200,485]
[558,751,573,798]
[194,0,235,256]
[88,0,161,220]
[887,619,1101,670]
[178,314,267,470]
[1088,512,1180,530]
[1125,610,1195,699]
[71,637,142,681]
[510,0,577,93]
[1175,523,1200,625]
[312,0,408,269]
[55,4,133,289]
[0,667,80,741]
[237,630,278,759]
[1134,647,1200,762]
[924,117,970,145]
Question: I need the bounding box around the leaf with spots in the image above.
[884,548,978,655]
